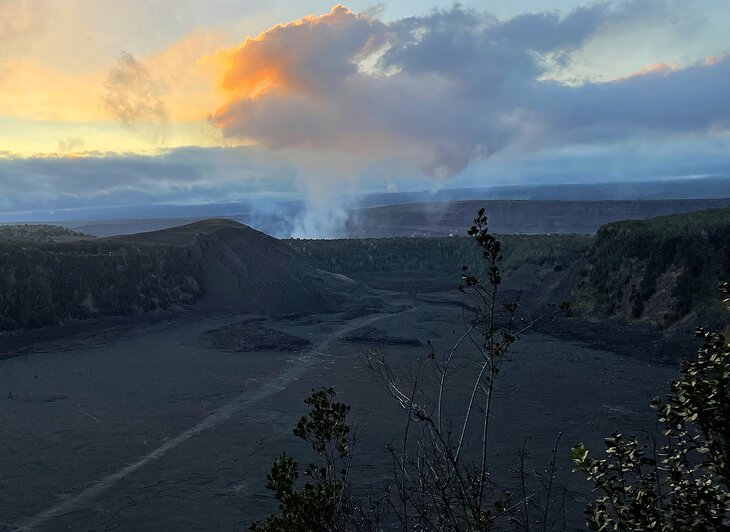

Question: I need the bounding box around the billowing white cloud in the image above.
[213,3,730,178]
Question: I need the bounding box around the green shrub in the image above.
[572,283,730,530]
[251,387,352,532]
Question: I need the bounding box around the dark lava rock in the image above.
[202,320,310,353]
[342,326,423,347]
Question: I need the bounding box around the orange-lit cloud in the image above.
[0,29,226,154]
[212,4,390,139]
[618,62,680,81]
[145,30,227,122]
[216,5,370,100]
[210,4,436,170]
[210,4,730,181]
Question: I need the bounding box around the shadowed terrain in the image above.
[1,208,728,530]
[46,197,730,239]
[347,198,730,236]
[0,219,366,334]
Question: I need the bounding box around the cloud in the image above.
[0,146,298,214]
[3,135,730,229]
[143,30,226,122]
[537,57,730,139]
[216,5,387,100]
[3,1,730,237]
[104,52,170,143]
[57,137,85,153]
[212,2,730,178]
[0,0,46,53]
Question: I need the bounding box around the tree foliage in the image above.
[251,387,353,532]
[571,282,730,530]
[367,208,568,530]
[0,240,203,330]
[0,224,86,243]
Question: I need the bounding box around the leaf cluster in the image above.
[572,284,730,530]
[251,387,353,532]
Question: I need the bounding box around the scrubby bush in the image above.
[251,387,353,531]
[572,283,730,530]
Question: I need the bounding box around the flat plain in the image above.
[0,277,680,531]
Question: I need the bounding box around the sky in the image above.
[1,0,729,234]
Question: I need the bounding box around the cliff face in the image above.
[4,210,729,333]
[0,239,204,331]
[573,208,730,328]
[347,199,730,236]
[0,220,356,331]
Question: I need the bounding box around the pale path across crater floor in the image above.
[13,311,393,531]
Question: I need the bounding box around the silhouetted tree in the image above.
[251,387,353,531]
[368,209,568,530]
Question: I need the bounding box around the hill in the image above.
[4,209,729,333]
[111,219,349,312]
[22,198,730,239]
[0,220,359,332]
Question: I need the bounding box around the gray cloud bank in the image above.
[2,138,730,222]
[0,147,297,216]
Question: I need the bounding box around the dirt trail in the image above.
[13,312,392,531]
